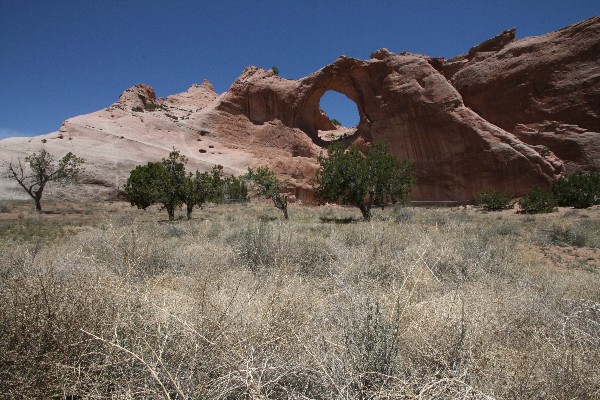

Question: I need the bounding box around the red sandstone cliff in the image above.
[443,16,600,172]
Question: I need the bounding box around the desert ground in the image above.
[1,199,598,399]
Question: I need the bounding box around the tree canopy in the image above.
[315,143,413,220]
[552,171,600,209]
[125,149,247,220]
[6,149,84,212]
[246,166,289,219]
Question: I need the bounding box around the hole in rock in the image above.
[318,90,359,142]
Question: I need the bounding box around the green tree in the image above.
[181,165,227,219]
[125,149,187,221]
[477,188,514,211]
[271,66,279,76]
[315,143,413,220]
[552,171,600,209]
[223,174,248,203]
[125,162,166,211]
[246,166,289,219]
[6,149,84,212]
[518,187,557,214]
[125,149,243,220]
[160,149,188,220]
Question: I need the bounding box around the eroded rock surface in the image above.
[445,16,600,174]
[217,49,562,201]
[1,17,598,203]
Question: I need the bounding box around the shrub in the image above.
[477,189,513,211]
[343,301,399,392]
[331,118,342,126]
[552,171,600,209]
[230,222,279,270]
[543,224,588,247]
[0,203,9,213]
[271,66,279,76]
[144,102,161,111]
[392,206,413,223]
[518,187,557,214]
[131,106,143,112]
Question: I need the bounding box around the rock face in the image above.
[218,50,561,201]
[1,17,598,203]
[445,16,600,172]
[164,80,218,110]
[115,84,157,110]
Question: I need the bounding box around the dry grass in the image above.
[0,202,599,399]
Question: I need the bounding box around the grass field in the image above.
[0,200,599,399]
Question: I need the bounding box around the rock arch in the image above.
[219,50,562,202]
[317,90,360,128]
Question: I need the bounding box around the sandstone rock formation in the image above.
[1,16,598,204]
[217,50,563,201]
[443,16,600,172]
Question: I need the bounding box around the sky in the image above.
[0,1,598,138]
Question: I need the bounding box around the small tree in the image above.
[552,171,600,209]
[181,166,227,219]
[315,143,413,220]
[271,66,279,76]
[223,174,248,203]
[6,149,84,212]
[126,149,244,220]
[125,149,187,221]
[125,162,173,219]
[246,166,289,219]
[160,149,188,220]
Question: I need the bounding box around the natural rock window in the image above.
[318,90,359,141]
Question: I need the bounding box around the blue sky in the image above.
[0,1,598,138]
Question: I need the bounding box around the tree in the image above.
[552,171,600,209]
[6,149,84,212]
[125,149,187,221]
[159,149,188,220]
[223,174,248,203]
[181,165,227,219]
[315,142,413,220]
[246,166,290,219]
[125,149,244,220]
[518,187,557,214]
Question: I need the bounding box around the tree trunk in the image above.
[272,194,289,220]
[186,204,193,220]
[358,204,371,221]
[33,187,44,213]
[34,198,42,213]
[167,206,175,221]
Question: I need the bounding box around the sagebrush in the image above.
[0,203,598,399]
